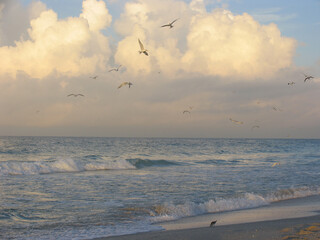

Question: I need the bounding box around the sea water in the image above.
[0,137,319,239]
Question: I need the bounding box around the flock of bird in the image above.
[227,72,315,131]
[66,19,180,97]
[65,17,316,136]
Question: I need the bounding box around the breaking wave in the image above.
[0,158,179,176]
[149,186,320,223]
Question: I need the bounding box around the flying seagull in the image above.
[161,18,179,28]
[109,65,122,72]
[118,82,133,89]
[303,74,314,82]
[138,39,148,56]
[210,220,217,227]
[67,94,84,97]
[288,81,295,86]
[272,106,283,112]
[183,110,191,114]
[229,118,244,125]
[90,75,98,79]
[251,125,260,130]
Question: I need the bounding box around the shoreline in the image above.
[92,195,320,240]
[93,215,320,240]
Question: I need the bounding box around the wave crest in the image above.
[149,187,320,222]
[0,158,179,175]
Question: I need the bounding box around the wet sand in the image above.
[93,195,320,240]
[93,215,320,240]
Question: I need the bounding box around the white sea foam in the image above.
[150,187,320,223]
[0,158,136,176]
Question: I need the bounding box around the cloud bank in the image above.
[0,0,112,79]
[114,0,297,80]
[0,0,297,80]
[1,0,317,138]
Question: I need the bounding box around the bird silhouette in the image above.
[161,18,179,28]
[109,65,122,72]
[303,73,314,82]
[138,39,148,56]
[210,220,217,227]
[118,82,133,89]
[67,94,84,97]
[229,118,243,125]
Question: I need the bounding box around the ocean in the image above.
[0,137,319,239]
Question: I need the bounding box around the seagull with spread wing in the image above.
[161,18,179,28]
[109,65,122,72]
[90,75,98,79]
[67,94,84,97]
[118,82,133,89]
[229,118,244,125]
[303,73,314,82]
[138,39,148,56]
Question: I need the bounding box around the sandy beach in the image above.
[93,195,320,240]
[94,215,320,240]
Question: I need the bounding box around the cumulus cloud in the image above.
[0,0,47,46]
[0,0,112,79]
[182,9,297,79]
[114,0,297,80]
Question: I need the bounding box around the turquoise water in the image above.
[0,137,319,239]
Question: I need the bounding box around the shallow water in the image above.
[0,137,319,239]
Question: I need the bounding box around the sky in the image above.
[0,0,319,138]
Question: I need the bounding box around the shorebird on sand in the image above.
[210,220,217,227]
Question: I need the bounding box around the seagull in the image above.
[272,106,283,112]
[118,82,133,89]
[161,18,179,28]
[210,220,217,227]
[138,39,148,56]
[303,74,314,82]
[90,75,98,79]
[229,118,244,125]
[67,94,84,97]
[288,81,295,86]
[109,65,122,72]
[251,125,260,130]
[271,162,280,167]
[183,110,191,114]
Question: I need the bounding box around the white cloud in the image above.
[0,0,112,79]
[114,0,297,80]
[80,0,112,32]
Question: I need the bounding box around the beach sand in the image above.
[93,195,320,240]
[93,215,320,240]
